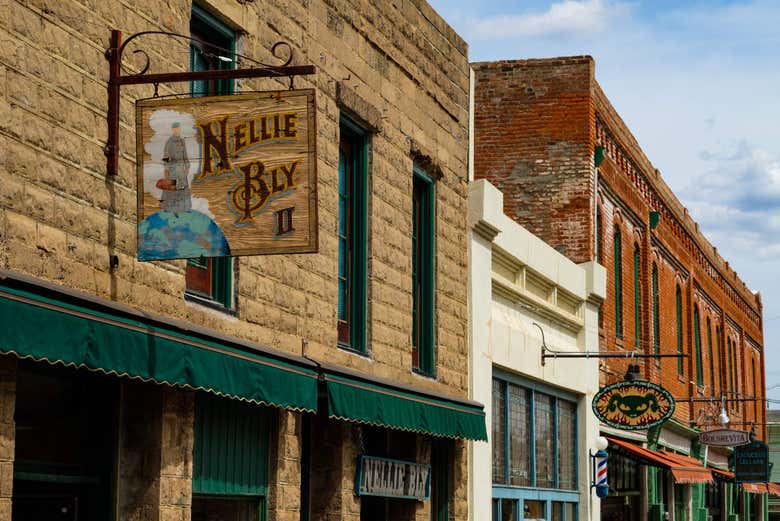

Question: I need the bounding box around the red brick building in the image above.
[473,56,767,521]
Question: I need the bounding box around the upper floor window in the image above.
[633,244,641,348]
[693,306,703,386]
[185,6,236,311]
[613,230,623,339]
[652,263,659,354]
[706,318,715,389]
[337,118,368,353]
[412,166,435,376]
[675,285,683,376]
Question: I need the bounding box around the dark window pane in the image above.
[553,502,564,521]
[492,379,506,484]
[501,499,517,521]
[557,400,577,490]
[524,500,546,521]
[192,496,259,521]
[534,393,554,488]
[508,384,531,486]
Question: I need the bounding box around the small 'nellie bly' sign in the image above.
[356,455,431,501]
[699,429,751,447]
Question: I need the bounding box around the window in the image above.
[751,358,758,421]
[694,306,703,386]
[715,327,721,390]
[652,263,659,354]
[492,374,579,521]
[633,244,641,348]
[412,167,435,375]
[614,230,623,338]
[595,207,602,263]
[707,318,715,389]
[676,285,683,376]
[337,118,368,352]
[185,6,236,310]
[192,393,270,520]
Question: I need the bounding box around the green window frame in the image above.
[185,6,235,310]
[492,373,579,521]
[193,393,270,519]
[715,326,721,391]
[694,306,703,385]
[652,263,659,354]
[633,244,641,348]
[614,230,623,339]
[706,318,715,389]
[337,117,368,353]
[412,166,435,376]
[727,338,734,407]
[676,285,683,376]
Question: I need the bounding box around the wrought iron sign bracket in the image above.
[534,323,689,366]
[104,29,316,177]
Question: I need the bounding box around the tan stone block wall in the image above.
[0,356,15,521]
[1,1,471,519]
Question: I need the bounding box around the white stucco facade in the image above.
[468,180,606,521]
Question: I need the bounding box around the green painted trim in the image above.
[339,118,368,353]
[594,145,605,167]
[0,282,319,412]
[324,372,487,440]
[190,5,236,96]
[412,166,435,376]
[707,318,715,390]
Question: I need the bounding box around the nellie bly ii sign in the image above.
[356,456,431,500]
[136,90,317,261]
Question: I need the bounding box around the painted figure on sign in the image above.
[159,122,191,212]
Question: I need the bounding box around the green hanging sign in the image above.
[592,380,675,431]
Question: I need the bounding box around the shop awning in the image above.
[710,467,735,480]
[606,437,714,484]
[742,483,768,494]
[768,483,780,498]
[322,364,488,441]
[0,270,319,412]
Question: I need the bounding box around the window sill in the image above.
[412,368,436,380]
[337,343,370,358]
[184,291,236,316]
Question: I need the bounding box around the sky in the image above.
[428,0,780,409]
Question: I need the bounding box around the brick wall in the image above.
[472,57,595,263]
[472,57,766,434]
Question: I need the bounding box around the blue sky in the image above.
[429,0,780,409]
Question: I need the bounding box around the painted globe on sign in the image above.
[138,210,230,261]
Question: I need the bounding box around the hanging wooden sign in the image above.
[592,380,675,431]
[699,429,751,447]
[135,90,317,261]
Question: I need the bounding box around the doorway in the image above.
[12,362,118,521]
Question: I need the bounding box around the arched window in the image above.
[693,306,703,386]
[715,326,721,390]
[752,358,758,421]
[652,264,659,354]
[706,318,715,389]
[727,338,734,409]
[675,286,683,375]
[614,230,623,338]
[633,244,641,348]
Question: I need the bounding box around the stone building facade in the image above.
[0,1,484,520]
[472,57,766,521]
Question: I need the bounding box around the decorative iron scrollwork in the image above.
[116,30,296,77]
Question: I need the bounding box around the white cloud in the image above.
[469,0,632,40]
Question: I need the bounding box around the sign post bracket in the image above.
[104,29,316,177]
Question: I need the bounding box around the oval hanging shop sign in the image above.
[592,381,675,431]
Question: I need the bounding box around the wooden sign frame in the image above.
[135,89,318,261]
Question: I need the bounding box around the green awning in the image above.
[323,366,488,441]
[0,271,318,412]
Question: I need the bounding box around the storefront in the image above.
[0,270,487,521]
